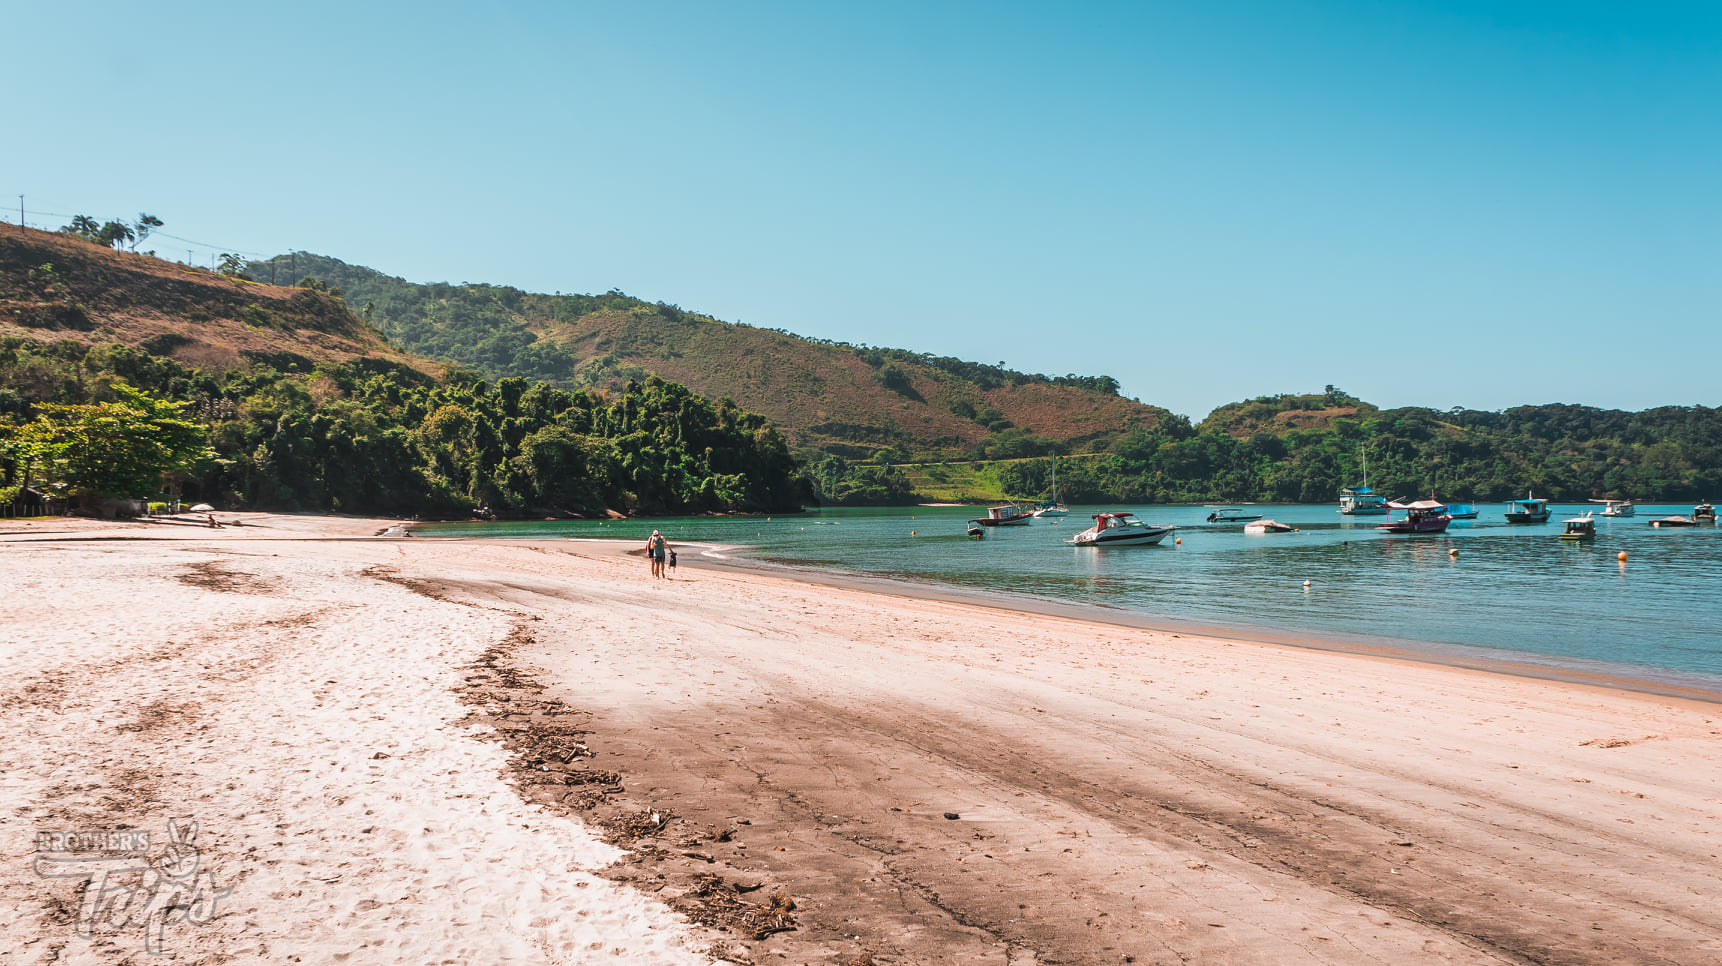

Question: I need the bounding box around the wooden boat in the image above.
[1649,515,1698,528]
[1504,492,1551,524]
[1377,499,1453,534]
[970,502,1034,527]
[1071,512,1175,546]
[1205,507,1263,523]
[1694,503,1716,523]
[1592,499,1635,518]
[1244,519,1297,534]
[1559,512,1597,541]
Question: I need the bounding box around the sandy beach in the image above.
[4,514,1720,964]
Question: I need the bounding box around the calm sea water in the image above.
[422,503,1722,690]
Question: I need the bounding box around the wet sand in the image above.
[4,517,1721,964]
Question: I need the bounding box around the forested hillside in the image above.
[0,231,805,515]
[244,253,1169,460]
[979,389,1722,505]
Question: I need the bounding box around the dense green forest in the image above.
[983,392,1722,505]
[0,338,806,515]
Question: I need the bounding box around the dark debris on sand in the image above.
[455,620,802,954]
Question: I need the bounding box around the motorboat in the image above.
[1592,499,1635,518]
[1504,492,1551,524]
[1338,447,1388,515]
[1206,507,1263,523]
[966,524,986,539]
[971,502,1035,527]
[1244,519,1297,534]
[1377,499,1453,534]
[1559,512,1597,541]
[1694,503,1716,523]
[1649,515,1698,528]
[1072,512,1175,546]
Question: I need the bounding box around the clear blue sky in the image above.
[6,1,1719,420]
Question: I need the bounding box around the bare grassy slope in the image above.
[0,228,424,372]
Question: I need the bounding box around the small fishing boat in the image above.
[970,502,1035,527]
[1377,500,1453,534]
[1649,515,1698,528]
[1592,499,1635,518]
[1071,512,1175,546]
[1205,507,1264,523]
[1694,503,1716,523]
[1244,519,1297,534]
[966,524,986,539]
[1559,512,1597,542]
[1504,492,1551,524]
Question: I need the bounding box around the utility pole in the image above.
[18,195,23,232]
[289,252,296,287]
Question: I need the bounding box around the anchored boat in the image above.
[1559,512,1597,541]
[1072,512,1176,547]
[1504,492,1551,524]
[1377,500,1453,534]
[970,502,1035,527]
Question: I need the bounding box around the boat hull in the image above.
[1376,518,1452,534]
[1504,512,1550,524]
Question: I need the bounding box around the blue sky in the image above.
[6,1,1718,420]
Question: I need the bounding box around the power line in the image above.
[4,197,277,258]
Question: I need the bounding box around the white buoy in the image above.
[1303,579,1312,587]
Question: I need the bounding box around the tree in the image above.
[217,253,247,277]
[96,220,135,249]
[4,384,212,499]
[60,215,100,241]
[132,213,163,250]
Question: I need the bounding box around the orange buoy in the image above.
[1618,551,1628,561]
[911,530,916,536]
[1449,548,1459,556]
[1175,537,1181,545]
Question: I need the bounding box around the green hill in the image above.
[245,252,1171,460]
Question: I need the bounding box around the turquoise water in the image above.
[422,504,1722,688]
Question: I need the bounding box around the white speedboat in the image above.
[1592,499,1635,518]
[1244,519,1297,534]
[1205,507,1263,523]
[1072,512,1175,547]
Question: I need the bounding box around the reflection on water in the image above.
[423,503,1722,684]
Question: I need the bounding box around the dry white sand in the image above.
[4,514,1721,964]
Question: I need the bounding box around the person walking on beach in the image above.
[646,529,667,579]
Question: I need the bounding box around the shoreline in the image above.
[455,530,1722,706]
[7,515,1722,963]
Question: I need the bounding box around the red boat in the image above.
[1376,499,1453,534]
